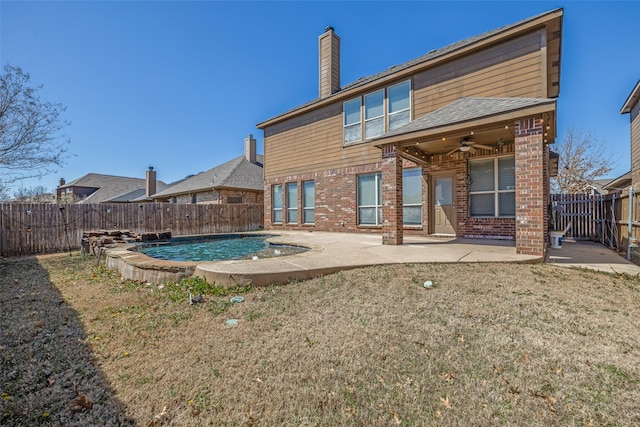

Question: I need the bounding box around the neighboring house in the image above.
[621,80,640,188]
[257,9,563,256]
[152,134,264,204]
[601,172,632,194]
[56,167,167,203]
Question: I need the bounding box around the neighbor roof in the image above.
[59,173,168,204]
[258,8,563,128]
[602,171,632,191]
[152,155,264,198]
[378,97,556,140]
[104,184,170,203]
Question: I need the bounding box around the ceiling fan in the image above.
[446,137,493,155]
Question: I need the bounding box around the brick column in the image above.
[382,145,403,245]
[515,118,545,256]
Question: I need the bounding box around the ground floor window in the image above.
[358,172,382,225]
[287,183,298,223]
[302,180,315,224]
[403,168,422,225]
[469,156,515,217]
[272,184,282,223]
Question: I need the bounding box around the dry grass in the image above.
[2,253,640,426]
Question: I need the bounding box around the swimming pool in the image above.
[135,234,308,262]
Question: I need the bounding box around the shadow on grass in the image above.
[0,256,134,426]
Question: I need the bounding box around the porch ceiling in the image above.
[373,97,557,164]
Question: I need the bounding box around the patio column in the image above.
[515,118,545,256]
[381,145,403,245]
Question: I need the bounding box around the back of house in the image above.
[257,9,563,256]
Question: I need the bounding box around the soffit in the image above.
[621,80,640,114]
[372,97,557,163]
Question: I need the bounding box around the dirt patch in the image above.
[2,254,640,425]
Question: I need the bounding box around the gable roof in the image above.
[602,171,632,191]
[152,155,264,198]
[382,97,556,139]
[258,8,563,128]
[621,80,640,114]
[59,173,168,204]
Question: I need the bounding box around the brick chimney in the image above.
[58,178,65,187]
[244,133,257,163]
[319,26,340,99]
[146,166,157,197]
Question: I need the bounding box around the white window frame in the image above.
[302,180,315,224]
[343,98,362,144]
[286,182,298,224]
[468,155,516,218]
[387,80,411,132]
[403,167,422,225]
[272,184,283,223]
[357,172,382,226]
[364,89,385,140]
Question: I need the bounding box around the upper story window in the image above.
[344,98,362,143]
[364,90,384,139]
[388,81,411,131]
[343,80,411,144]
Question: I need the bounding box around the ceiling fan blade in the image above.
[473,144,494,150]
[469,147,477,154]
[446,147,459,156]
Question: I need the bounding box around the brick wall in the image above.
[514,118,546,256]
[264,137,548,249]
[427,147,517,240]
[265,163,379,232]
[381,146,403,245]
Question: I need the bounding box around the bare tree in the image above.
[551,128,613,194]
[12,185,54,202]
[0,65,70,189]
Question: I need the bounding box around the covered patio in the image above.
[372,97,558,256]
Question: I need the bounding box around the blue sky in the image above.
[1,1,638,194]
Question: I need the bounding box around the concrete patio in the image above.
[193,231,640,286]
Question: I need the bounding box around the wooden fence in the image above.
[551,191,640,263]
[0,202,264,257]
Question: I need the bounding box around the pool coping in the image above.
[104,232,322,285]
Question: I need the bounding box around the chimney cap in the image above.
[148,166,154,171]
[324,26,334,33]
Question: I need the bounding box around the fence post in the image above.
[629,187,634,260]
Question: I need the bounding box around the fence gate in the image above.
[550,193,604,240]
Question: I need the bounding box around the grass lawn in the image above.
[1,253,639,426]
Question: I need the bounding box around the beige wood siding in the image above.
[414,51,543,117]
[264,29,546,180]
[631,102,640,172]
[264,114,381,179]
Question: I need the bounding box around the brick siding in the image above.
[264,135,548,253]
[514,118,546,256]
